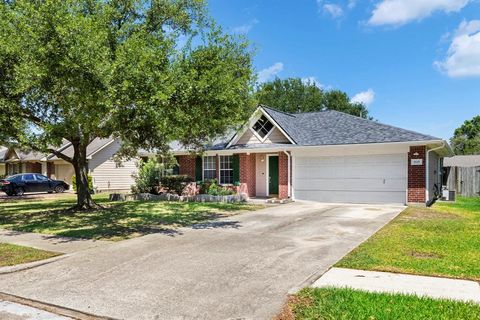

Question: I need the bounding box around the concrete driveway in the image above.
[0,201,404,320]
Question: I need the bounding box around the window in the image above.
[252,115,274,139]
[35,174,48,181]
[203,156,216,180]
[22,174,35,181]
[219,156,233,185]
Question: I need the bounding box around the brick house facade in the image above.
[408,145,426,203]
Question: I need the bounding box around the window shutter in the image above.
[233,154,240,184]
[195,156,203,181]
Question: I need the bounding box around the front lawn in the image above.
[336,197,480,280]
[0,194,261,241]
[280,287,480,320]
[0,243,60,267]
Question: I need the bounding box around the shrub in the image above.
[72,175,94,193]
[132,159,163,194]
[199,179,236,196]
[160,175,194,195]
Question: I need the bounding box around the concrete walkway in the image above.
[0,229,111,254]
[313,267,480,303]
[0,300,71,320]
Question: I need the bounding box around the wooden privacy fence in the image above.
[446,166,480,197]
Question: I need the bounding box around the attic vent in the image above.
[252,115,274,139]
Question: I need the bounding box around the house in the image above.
[0,138,139,192]
[0,147,6,177]
[443,155,480,197]
[171,106,452,205]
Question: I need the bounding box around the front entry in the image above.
[268,155,279,196]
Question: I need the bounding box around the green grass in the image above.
[0,243,60,267]
[288,287,480,320]
[0,194,261,241]
[336,197,480,281]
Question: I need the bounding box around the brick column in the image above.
[408,146,426,204]
[239,153,256,197]
[178,155,196,178]
[278,152,289,199]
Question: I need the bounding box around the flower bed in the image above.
[110,192,248,203]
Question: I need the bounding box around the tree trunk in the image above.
[71,141,99,210]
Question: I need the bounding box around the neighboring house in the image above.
[443,155,480,197]
[171,106,452,205]
[0,147,6,177]
[0,138,139,192]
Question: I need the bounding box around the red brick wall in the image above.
[26,162,42,174]
[47,162,55,178]
[239,153,256,197]
[408,146,426,203]
[278,152,289,199]
[178,155,196,178]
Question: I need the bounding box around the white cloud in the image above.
[323,3,344,18]
[348,0,357,9]
[368,0,470,26]
[435,20,480,77]
[232,19,259,34]
[301,76,324,88]
[258,62,284,83]
[351,89,376,106]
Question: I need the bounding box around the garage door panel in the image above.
[294,153,407,204]
[295,178,406,192]
[295,190,406,204]
[295,166,405,179]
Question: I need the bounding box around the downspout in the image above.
[282,150,291,198]
[426,141,445,205]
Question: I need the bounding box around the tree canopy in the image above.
[0,0,255,208]
[451,115,480,155]
[255,77,370,118]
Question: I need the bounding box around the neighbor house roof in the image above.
[443,155,480,168]
[260,106,440,146]
[47,138,115,160]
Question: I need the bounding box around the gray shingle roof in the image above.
[261,106,441,146]
[444,155,480,167]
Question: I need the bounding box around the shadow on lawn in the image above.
[0,199,244,240]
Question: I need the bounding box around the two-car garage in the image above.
[293,153,408,204]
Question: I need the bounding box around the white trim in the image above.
[259,107,296,145]
[86,139,116,159]
[249,116,276,143]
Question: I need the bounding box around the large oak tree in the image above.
[0,0,255,209]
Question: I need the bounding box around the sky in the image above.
[207,0,480,140]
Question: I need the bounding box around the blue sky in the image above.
[207,0,480,140]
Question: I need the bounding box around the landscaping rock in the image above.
[109,192,248,203]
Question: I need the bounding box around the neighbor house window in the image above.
[203,156,216,180]
[219,156,233,185]
[252,115,274,139]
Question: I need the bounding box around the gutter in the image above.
[282,150,291,198]
[425,141,446,204]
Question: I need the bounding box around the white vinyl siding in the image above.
[55,163,75,184]
[88,140,139,191]
[237,127,290,145]
[294,153,407,204]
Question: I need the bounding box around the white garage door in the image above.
[294,154,407,204]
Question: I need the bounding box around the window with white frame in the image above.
[252,115,274,139]
[203,156,216,180]
[219,155,233,185]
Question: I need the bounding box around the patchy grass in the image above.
[0,194,261,241]
[0,243,59,267]
[336,197,480,280]
[280,287,480,320]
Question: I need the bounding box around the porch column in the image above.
[41,162,48,176]
[278,152,289,199]
[239,153,256,197]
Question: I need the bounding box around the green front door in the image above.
[268,156,279,195]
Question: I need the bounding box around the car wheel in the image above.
[15,187,25,196]
[54,185,65,193]
[5,191,13,196]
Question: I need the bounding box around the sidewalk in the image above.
[0,229,111,254]
[313,267,480,303]
[0,300,72,320]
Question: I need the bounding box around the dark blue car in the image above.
[0,173,69,196]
